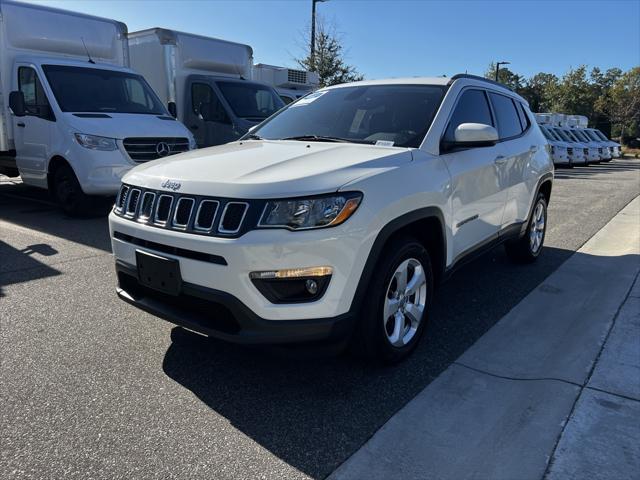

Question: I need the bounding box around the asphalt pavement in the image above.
[1,158,639,479]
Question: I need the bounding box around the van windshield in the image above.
[253,84,447,148]
[216,81,284,121]
[42,65,166,114]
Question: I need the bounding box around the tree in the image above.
[484,63,524,91]
[600,67,640,143]
[296,18,363,87]
[520,73,559,113]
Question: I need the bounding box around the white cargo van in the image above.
[0,1,195,214]
[128,28,285,148]
[252,63,319,104]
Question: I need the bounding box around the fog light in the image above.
[305,279,318,295]
[249,266,332,304]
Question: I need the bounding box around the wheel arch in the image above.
[350,207,447,313]
[46,155,72,191]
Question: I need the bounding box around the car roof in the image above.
[323,74,526,103]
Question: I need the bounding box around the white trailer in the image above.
[0,0,193,214]
[252,63,319,104]
[128,28,284,147]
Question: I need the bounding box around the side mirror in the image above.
[167,101,177,118]
[9,91,26,117]
[453,123,499,147]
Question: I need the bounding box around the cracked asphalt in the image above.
[1,157,639,479]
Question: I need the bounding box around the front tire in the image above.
[352,236,434,364]
[505,193,547,263]
[52,164,94,216]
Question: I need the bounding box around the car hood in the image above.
[63,112,192,140]
[123,140,412,198]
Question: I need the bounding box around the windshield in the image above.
[541,126,555,141]
[572,130,589,142]
[585,130,601,141]
[555,129,573,142]
[593,129,609,141]
[43,65,166,114]
[253,84,447,148]
[216,81,284,121]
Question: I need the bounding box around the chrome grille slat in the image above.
[219,202,249,234]
[123,137,190,162]
[172,197,195,229]
[125,189,141,217]
[138,192,156,222]
[116,185,130,212]
[154,194,174,225]
[194,200,219,232]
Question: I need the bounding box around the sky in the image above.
[23,0,640,80]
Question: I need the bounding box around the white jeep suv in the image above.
[109,75,553,363]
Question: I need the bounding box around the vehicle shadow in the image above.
[162,243,578,479]
[0,179,112,253]
[553,158,639,180]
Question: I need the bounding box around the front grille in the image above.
[598,147,603,154]
[123,137,189,162]
[114,184,257,238]
[584,148,589,155]
[287,69,307,84]
[567,147,573,156]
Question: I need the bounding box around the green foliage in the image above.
[485,63,639,142]
[296,18,363,88]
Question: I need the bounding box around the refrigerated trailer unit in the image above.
[0,0,193,214]
[128,28,284,148]
[252,63,319,104]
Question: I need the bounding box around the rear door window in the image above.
[443,89,493,143]
[488,92,522,139]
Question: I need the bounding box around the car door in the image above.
[441,88,507,260]
[184,78,234,147]
[13,65,55,179]
[487,92,532,228]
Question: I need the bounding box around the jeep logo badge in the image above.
[161,179,181,191]
[156,142,171,157]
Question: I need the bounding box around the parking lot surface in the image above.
[1,158,639,479]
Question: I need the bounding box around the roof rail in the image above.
[447,73,513,91]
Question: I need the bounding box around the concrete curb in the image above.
[329,197,640,480]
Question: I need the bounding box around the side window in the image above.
[516,102,531,132]
[18,67,50,117]
[489,92,522,139]
[443,89,493,143]
[191,82,230,124]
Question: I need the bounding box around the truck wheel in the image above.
[352,236,434,364]
[53,164,93,216]
[505,193,547,263]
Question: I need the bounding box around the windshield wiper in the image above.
[280,135,353,143]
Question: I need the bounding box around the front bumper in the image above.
[115,261,355,344]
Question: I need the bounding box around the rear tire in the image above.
[52,164,95,216]
[505,193,547,264]
[351,235,434,364]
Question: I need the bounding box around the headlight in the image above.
[258,192,362,230]
[74,133,117,151]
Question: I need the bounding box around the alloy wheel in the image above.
[383,258,428,348]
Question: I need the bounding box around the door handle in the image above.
[17,122,25,128]
[189,125,199,130]
[494,155,507,165]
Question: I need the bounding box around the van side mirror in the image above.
[198,102,230,125]
[443,123,498,151]
[9,91,26,117]
[167,101,177,118]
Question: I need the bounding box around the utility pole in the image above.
[494,61,511,82]
[311,0,327,71]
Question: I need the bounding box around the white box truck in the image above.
[128,28,285,148]
[0,0,195,215]
[252,63,319,104]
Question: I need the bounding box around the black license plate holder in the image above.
[136,250,182,296]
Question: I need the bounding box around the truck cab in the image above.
[0,1,194,215]
[128,28,285,148]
